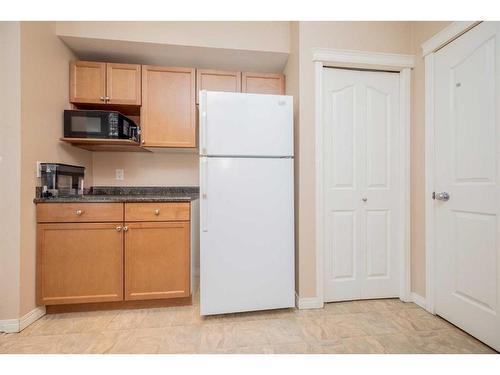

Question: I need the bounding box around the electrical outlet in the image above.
[115,169,124,181]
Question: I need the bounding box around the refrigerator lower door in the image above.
[200,157,295,315]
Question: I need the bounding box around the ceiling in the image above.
[59,36,289,73]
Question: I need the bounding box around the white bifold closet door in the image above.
[322,67,401,302]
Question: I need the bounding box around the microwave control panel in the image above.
[108,113,119,137]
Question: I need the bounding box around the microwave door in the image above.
[70,115,103,138]
[64,111,105,138]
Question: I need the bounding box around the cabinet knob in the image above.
[362,197,367,202]
[116,226,122,232]
[123,226,129,232]
[100,96,105,101]
[75,209,83,216]
[154,209,160,215]
[105,96,110,102]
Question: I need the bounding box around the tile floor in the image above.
[0,292,496,354]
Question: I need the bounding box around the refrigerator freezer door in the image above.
[200,157,295,315]
[199,91,293,157]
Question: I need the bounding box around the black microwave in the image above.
[64,110,140,142]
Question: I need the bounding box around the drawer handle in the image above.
[116,226,122,232]
[154,209,160,216]
[75,209,84,216]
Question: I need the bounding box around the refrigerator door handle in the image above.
[199,90,208,155]
[201,157,208,232]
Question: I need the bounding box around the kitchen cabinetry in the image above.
[37,222,124,305]
[36,202,192,307]
[70,61,141,105]
[196,69,241,103]
[67,60,285,151]
[106,63,142,105]
[141,65,196,148]
[125,222,190,300]
[242,72,285,95]
[70,61,106,104]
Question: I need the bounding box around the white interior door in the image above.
[433,22,500,351]
[322,67,401,302]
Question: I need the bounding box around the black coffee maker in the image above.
[40,163,85,197]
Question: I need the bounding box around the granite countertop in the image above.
[33,186,199,203]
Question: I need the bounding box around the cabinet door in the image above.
[196,69,241,103]
[124,222,190,300]
[37,223,124,305]
[241,72,285,95]
[70,61,106,104]
[106,63,141,105]
[141,65,196,147]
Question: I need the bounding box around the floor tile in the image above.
[0,297,495,354]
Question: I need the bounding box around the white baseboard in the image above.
[410,292,426,309]
[295,292,324,309]
[0,306,46,333]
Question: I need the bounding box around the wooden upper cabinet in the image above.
[196,69,241,103]
[70,61,106,104]
[37,222,124,305]
[124,221,190,301]
[141,65,196,148]
[106,63,141,105]
[241,72,285,95]
[70,60,141,105]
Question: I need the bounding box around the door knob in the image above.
[362,197,367,202]
[433,192,450,201]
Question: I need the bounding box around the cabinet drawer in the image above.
[125,202,190,222]
[36,203,124,223]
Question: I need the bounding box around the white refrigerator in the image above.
[199,90,295,315]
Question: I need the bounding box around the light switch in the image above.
[115,169,124,181]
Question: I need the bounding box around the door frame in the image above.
[313,48,414,307]
[423,21,481,314]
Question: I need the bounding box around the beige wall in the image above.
[283,22,300,291]
[409,21,452,297]
[56,21,290,53]
[19,22,94,316]
[0,22,22,320]
[92,152,198,186]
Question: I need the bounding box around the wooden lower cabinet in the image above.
[36,202,192,308]
[37,223,124,305]
[124,222,190,301]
